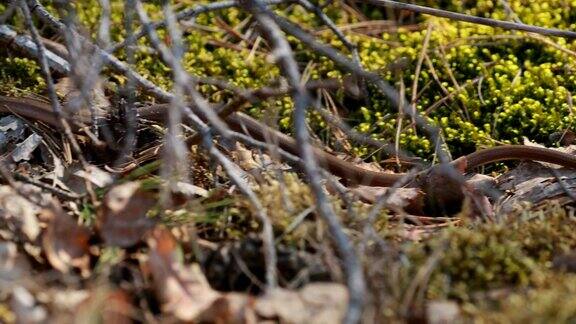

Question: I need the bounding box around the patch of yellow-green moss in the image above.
[468,273,576,323]
[121,0,576,158]
[378,202,576,319]
[251,173,315,225]
[240,172,319,244]
[234,171,378,244]
[412,205,574,295]
[5,1,576,160]
[407,224,538,301]
[0,57,45,95]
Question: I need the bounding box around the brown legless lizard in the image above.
[3,95,576,189]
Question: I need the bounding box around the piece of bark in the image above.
[495,161,576,215]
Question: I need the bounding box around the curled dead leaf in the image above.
[198,293,256,324]
[97,182,156,247]
[348,185,425,215]
[146,229,350,323]
[147,228,220,321]
[254,283,347,323]
[0,185,41,241]
[11,133,42,162]
[42,200,91,277]
[0,115,26,148]
[64,164,114,195]
[73,289,134,324]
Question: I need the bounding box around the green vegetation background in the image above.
[4,0,576,159]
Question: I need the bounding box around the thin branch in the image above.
[18,0,97,203]
[358,0,576,38]
[267,12,452,164]
[0,24,70,74]
[242,1,366,322]
[135,0,278,289]
[26,0,172,100]
[109,0,291,53]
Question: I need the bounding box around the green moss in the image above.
[470,274,576,323]
[4,0,576,160]
[408,224,538,301]
[504,204,576,263]
[6,1,576,321]
[0,57,45,95]
[241,172,319,244]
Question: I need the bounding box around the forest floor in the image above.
[1,0,576,323]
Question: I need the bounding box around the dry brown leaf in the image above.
[64,164,114,195]
[11,133,42,162]
[254,283,347,323]
[10,286,47,324]
[55,77,110,122]
[0,185,41,241]
[255,288,307,322]
[100,290,134,324]
[348,185,425,214]
[386,187,426,214]
[97,182,156,247]
[0,115,26,148]
[147,228,350,323]
[147,228,220,321]
[42,201,91,276]
[199,293,256,324]
[72,289,134,324]
[426,300,461,324]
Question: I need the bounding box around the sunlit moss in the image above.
[0,57,45,95]
[468,273,576,323]
[5,0,576,160]
[391,201,576,312]
[407,224,538,301]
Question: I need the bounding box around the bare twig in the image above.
[18,0,97,203]
[109,0,290,53]
[0,25,70,74]
[267,12,452,164]
[10,172,83,200]
[26,0,171,100]
[242,1,366,322]
[358,0,576,38]
[135,0,278,289]
[114,0,138,166]
[0,0,17,23]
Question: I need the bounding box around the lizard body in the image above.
[3,95,576,188]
